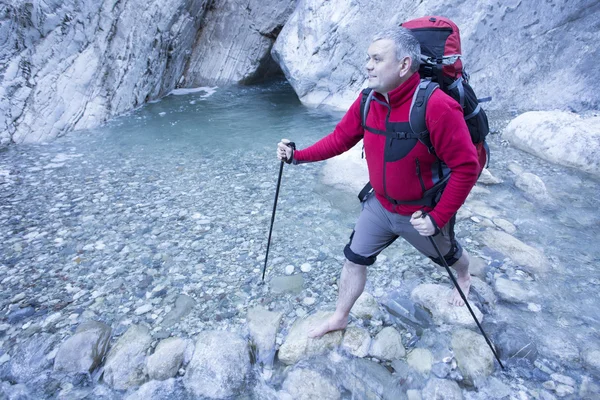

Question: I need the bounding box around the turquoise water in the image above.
[1,81,599,398]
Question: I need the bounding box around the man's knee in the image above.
[344,244,376,266]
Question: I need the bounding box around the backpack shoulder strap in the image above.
[360,88,375,128]
[409,79,439,154]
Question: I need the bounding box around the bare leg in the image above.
[308,260,366,338]
[448,251,471,306]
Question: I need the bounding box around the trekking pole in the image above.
[261,141,295,282]
[427,233,505,369]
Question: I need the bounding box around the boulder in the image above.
[146,337,193,381]
[278,311,343,365]
[494,278,538,304]
[369,327,406,361]
[183,330,251,399]
[124,378,181,400]
[161,294,195,328]
[247,306,283,363]
[480,229,548,275]
[53,321,111,374]
[421,377,463,400]
[407,348,434,375]
[351,292,383,320]
[338,357,405,400]
[9,333,58,383]
[281,368,341,400]
[504,111,600,177]
[411,284,483,328]
[514,172,552,204]
[103,325,152,390]
[451,329,495,384]
[341,326,371,358]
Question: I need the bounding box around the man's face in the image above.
[366,39,408,95]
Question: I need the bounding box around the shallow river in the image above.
[0,81,598,399]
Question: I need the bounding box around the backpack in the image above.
[358,16,490,206]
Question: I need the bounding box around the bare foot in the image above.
[307,314,348,338]
[449,274,471,306]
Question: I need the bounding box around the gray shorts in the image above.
[344,194,463,266]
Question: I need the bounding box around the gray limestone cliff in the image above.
[0,0,296,144]
[1,0,598,144]
[273,0,600,112]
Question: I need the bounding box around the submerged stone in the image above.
[53,321,111,374]
[281,368,340,400]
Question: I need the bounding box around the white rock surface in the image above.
[480,229,548,275]
[504,111,600,177]
[183,330,251,399]
[411,283,483,328]
[451,329,495,384]
[247,306,283,363]
[281,368,341,400]
[146,337,192,381]
[103,325,152,390]
[341,326,371,358]
[368,326,406,361]
[278,311,343,365]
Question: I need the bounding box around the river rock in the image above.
[183,330,250,399]
[514,172,552,204]
[9,333,58,383]
[278,311,343,365]
[146,337,193,381]
[270,274,304,294]
[407,348,433,375]
[369,326,406,361]
[580,376,600,400]
[341,326,371,358]
[103,325,152,390]
[247,306,283,363]
[124,378,179,400]
[411,284,483,328]
[422,377,463,400]
[480,229,548,275]
[53,321,111,374]
[338,357,404,400]
[582,348,600,372]
[281,368,341,400]
[161,294,195,328]
[492,218,517,234]
[470,277,496,310]
[351,292,382,320]
[477,169,503,185]
[503,111,600,177]
[468,256,488,280]
[451,329,495,384]
[494,277,538,304]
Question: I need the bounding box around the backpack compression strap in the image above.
[408,79,439,154]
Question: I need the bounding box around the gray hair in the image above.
[372,27,421,73]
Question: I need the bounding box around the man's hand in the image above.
[277,138,294,163]
[410,211,436,236]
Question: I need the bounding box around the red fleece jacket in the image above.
[294,73,479,228]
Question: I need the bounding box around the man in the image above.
[276,27,480,338]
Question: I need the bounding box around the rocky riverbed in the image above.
[1,84,599,399]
